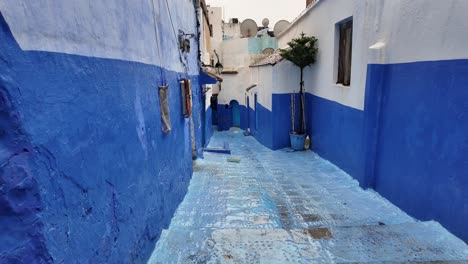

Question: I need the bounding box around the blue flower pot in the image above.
[290,133,305,151]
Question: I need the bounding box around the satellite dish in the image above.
[240,19,258,38]
[274,20,291,37]
[262,18,270,28]
[262,48,275,55]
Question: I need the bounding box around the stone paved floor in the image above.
[149,129,468,263]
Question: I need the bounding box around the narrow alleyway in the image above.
[149,129,468,263]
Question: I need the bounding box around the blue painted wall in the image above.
[240,94,301,150]
[364,60,468,242]
[204,107,213,147]
[229,100,241,127]
[240,104,249,130]
[0,9,205,263]
[253,60,468,242]
[306,93,366,184]
[250,103,274,149]
[216,104,231,131]
[250,94,366,181]
[271,93,304,150]
[217,102,249,132]
[191,75,206,158]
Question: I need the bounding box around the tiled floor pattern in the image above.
[149,129,468,263]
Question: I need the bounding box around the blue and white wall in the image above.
[272,0,468,242]
[216,36,278,131]
[0,0,207,262]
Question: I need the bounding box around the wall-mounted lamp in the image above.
[179,30,195,53]
[213,50,223,74]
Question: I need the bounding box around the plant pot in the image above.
[290,133,305,151]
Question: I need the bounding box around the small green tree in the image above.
[280,33,318,134]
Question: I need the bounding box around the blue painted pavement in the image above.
[149,129,468,263]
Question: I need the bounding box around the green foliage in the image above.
[280,33,318,135]
[279,33,318,70]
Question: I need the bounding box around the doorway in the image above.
[230,100,240,127]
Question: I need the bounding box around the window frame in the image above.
[335,18,353,87]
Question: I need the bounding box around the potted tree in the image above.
[280,33,318,150]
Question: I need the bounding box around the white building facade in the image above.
[248,0,468,243]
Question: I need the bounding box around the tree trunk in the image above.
[299,68,305,134]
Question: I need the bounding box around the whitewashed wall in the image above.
[277,0,364,110]
[272,60,301,95]
[0,0,199,75]
[199,9,211,66]
[217,68,251,106]
[224,23,241,39]
[276,0,468,111]
[249,66,273,111]
[222,38,251,67]
[208,6,223,54]
[217,38,251,106]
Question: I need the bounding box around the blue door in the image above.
[230,100,240,127]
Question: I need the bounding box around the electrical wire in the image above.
[163,0,190,77]
[150,0,166,85]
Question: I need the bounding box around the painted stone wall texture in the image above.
[0,2,206,262]
[364,60,468,242]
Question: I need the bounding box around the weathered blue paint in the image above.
[190,75,206,158]
[0,82,53,264]
[216,104,231,131]
[364,60,468,242]
[248,37,278,54]
[0,10,208,263]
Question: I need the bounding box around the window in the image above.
[337,19,353,86]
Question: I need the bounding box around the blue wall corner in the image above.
[251,103,274,149]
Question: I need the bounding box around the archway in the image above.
[229,100,240,127]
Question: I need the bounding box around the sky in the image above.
[206,0,306,26]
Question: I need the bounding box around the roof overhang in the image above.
[200,68,223,84]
